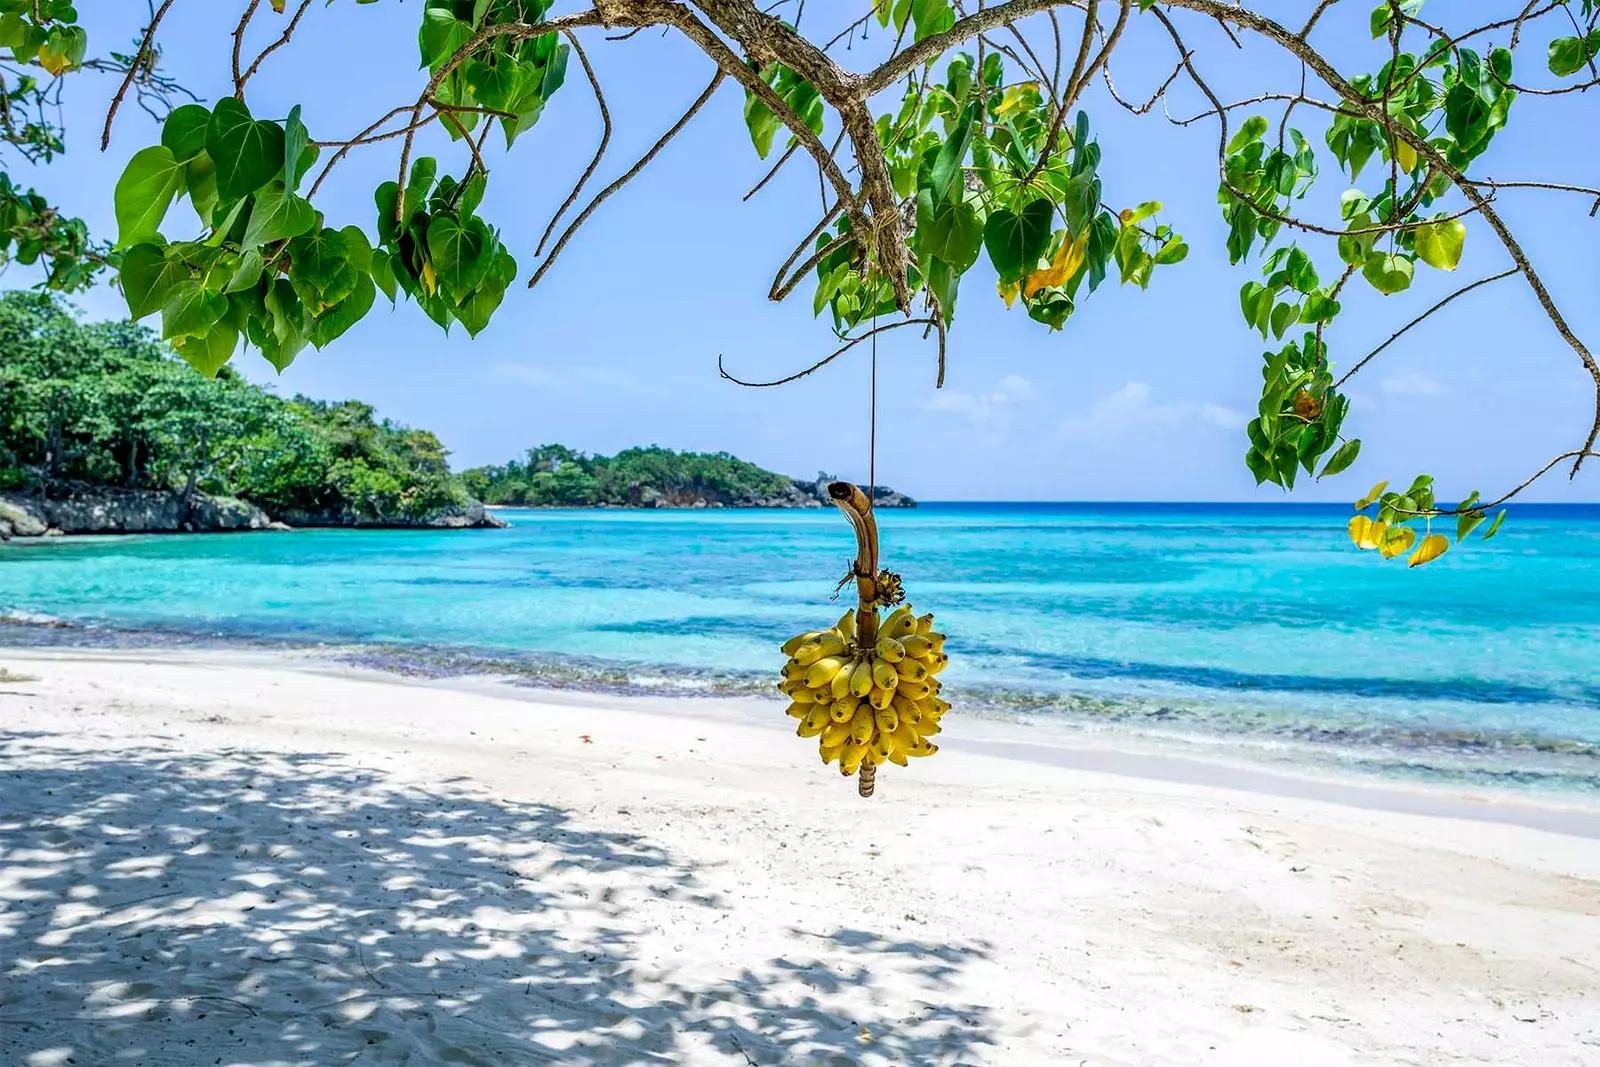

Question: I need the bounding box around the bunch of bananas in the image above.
[778,604,949,776]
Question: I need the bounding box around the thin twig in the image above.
[719,317,936,387]
[231,0,262,94]
[101,0,177,151]
[239,0,314,91]
[744,139,800,201]
[535,30,611,257]
[528,70,725,290]
[1335,268,1519,388]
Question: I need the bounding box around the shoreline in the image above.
[2,645,1598,1065]
[7,643,1600,838]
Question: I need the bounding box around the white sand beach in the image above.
[1,647,1597,1066]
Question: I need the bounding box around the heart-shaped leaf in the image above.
[283,104,311,192]
[172,319,239,378]
[426,214,492,299]
[1407,532,1449,568]
[207,97,287,201]
[1362,252,1413,295]
[161,104,212,162]
[161,281,229,340]
[114,145,186,247]
[983,199,1053,282]
[1414,217,1466,271]
[120,243,190,319]
[242,181,317,247]
[310,273,376,348]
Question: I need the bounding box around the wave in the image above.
[3,613,1597,794]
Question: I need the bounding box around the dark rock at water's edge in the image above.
[0,485,505,540]
[614,476,915,510]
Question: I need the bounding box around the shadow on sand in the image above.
[0,732,998,1065]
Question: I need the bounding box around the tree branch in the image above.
[536,31,612,257]
[101,0,177,151]
[528,69,725,290]
[719,317,935,387]
[1335,268,1518,389]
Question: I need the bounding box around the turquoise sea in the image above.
[2,502,1598,793]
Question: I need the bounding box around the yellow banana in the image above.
[917,718,941,737]
[871,659,899,690]
[781,630,822,657]
[906,739,938,758]
[874,707,899,734]
[880,606,917,640]
[868,735,892,765]
[794,631,846,666]
[828,698,856,724]
[821,720,853,748]
[926,633,945,655]
[840,741,868,775]
[820,741,844,765]
[868,685,896,710]
[849,659,875,698]
[785,701,808,719]
[915,613,935,635]
[892,695,922,724]
[900,634,933,659]
[797,705,830,737]
[895,658,929,683]
[834,608,856,638]
[830,660,856,701]
[926,653,949,675]
[874,635,905,662]
[804,655,849,688]
[850,705,875,745]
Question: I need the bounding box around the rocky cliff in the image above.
[0,485,505,540]
[630,476,916,509]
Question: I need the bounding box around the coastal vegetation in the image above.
[0,291,471,524]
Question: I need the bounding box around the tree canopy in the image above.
[5,0,1600,561]
[461,444,808,505]
[0,290,473,522]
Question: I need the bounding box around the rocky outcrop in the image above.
[0,485,504,540]
[275,500,507,529]
[0,487,271,538]
[626,475,915,510]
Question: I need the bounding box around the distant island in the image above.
[0,293,910,540]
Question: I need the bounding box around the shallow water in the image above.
[2,502,1598,792]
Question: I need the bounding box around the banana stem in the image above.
[828,480,880,799]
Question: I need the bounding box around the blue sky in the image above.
[19,0,1600,501]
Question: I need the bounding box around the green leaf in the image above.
[910,0,954,42]
[1362,252,1413,295]
[465,52,523,111]
[1444,82,1490,151]
[403,157,437,218]
[1548,35,1595,78]
[983,198,1053,282]
[226,248,265,293]
[370,248,398,303]
[1285,246,1318,292]
[426,214,493,299]
[1414,217,1465,271]
[419,7,473,69]
[455,248,518,337]
[283,104,311,192]
[1319,438,1360,479]
[1455,509,1486,542]
[185,152,219,226]
[919,194,983,272]
[161,104,212,162]
[924,255,959,323]
[207,96,287,201]
[120,243,189,319]
[310,272,376,348]
[171,319,239,378]
[1226,115,1268,154]
[928,103,976,202]
[241,180,317,247]
[161,280,229,340]
[114,145,186,247]
[1481,509,1507,539]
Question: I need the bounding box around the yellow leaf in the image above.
[993,82,1040,120]
[1378,525,1416,560]
[998,278,1020,309]
[1396,139,1417,173]
[1353,480,1388,510]
[270,0,287,11]
[1408,532,1449,568]
[1023,230,1088,298]
[38,50,71,76]
[420,259,438,297]
[1119,208,1135,225]
[1348,515,1372,549]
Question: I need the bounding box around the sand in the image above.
[1,647,1597,1066]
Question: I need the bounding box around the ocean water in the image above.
[2,502,1598,793]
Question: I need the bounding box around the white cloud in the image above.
[922,374,1035,424]
[1381,371,1445,397]
[1062,381,1245,434]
